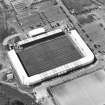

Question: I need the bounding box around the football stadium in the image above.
[7,28,94,86]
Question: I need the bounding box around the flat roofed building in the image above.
[8,29,94,86]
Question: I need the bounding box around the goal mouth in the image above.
[8,29,94,86]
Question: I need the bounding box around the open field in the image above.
[49,70,105,105]
[0,83,35,105]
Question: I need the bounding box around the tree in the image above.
[10,99,25,105]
